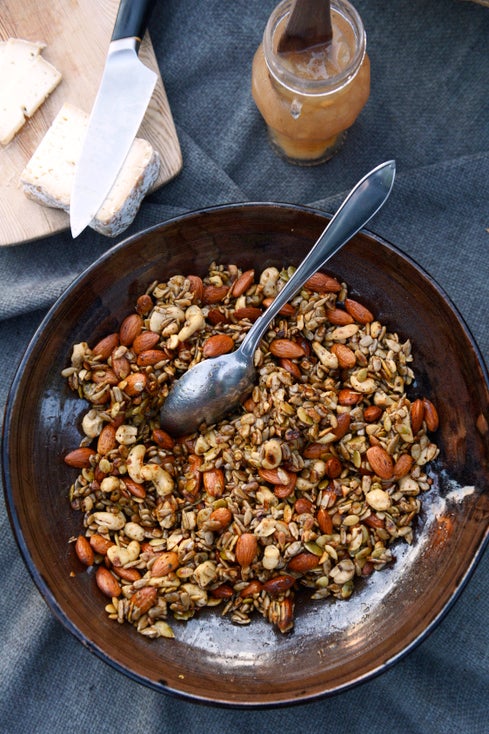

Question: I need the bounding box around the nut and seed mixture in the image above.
[63,262,440,636]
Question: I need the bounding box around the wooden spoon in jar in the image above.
[277,0,333,54]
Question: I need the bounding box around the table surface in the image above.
[1,1,488,732]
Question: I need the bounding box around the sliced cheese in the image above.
[0,38,62,145]
[20,102,160,237]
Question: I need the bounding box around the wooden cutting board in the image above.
[0,0,182,246]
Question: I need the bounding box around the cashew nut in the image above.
[100,476,122,494]
[259,267,280,297]
[161,305,186,337]
[71,342,89,368]
[140,463,174,496]
[329,558,355,584]
[126,444,146,483]
[260,439,283,470]
[177,305,205,342]
[350,370,377,394]
[81,409,104,438]
[312,341,339,370]
[115,424,138,445]
[262,544,280,570]
[149,305,185,335]
[107,540,140,566]
[124,521,146,542]
[329,324,359,341]
[89,511,125,531]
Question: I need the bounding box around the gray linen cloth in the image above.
[1,1,488,731]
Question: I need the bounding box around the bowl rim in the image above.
[3,201,489,707]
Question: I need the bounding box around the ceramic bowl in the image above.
[3,203,489,706]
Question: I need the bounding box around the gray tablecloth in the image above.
[1,0,488,731]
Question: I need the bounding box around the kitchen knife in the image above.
[70,0,158,238]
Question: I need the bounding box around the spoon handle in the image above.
[240,160,396,358]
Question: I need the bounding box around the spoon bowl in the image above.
[160,160,396,435]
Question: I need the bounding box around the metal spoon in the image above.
[160,160,396,436]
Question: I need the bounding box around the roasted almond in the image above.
[239,580,263,597]
[269,338,306,359]
[136,349,168,366]
[233,306,263,321]
[97,423,117,455]
[211,584,234,599]
[393,453,414,480]
[111,353,131,380]
[75,535,94,566]
[151,551,180,577]
[279,358,302,379]
[130,587,157,615]
[121,372,147,396]
[92,333,119,360]
[410,398,425,435]
[275,596,295,633]
[203,468,225,497]
[303,442,328,459]
[366,445,394,479]
[152,428,175,450]
[294,497,314,514]
[132,331,160,354]
[91,367,118,385]
[325,456,343,478]
[64,447,96,468]
[89,533,114,555]
[186,275,204,301]
[95,566,121,598]
[262,574,295,595]
[287,552,320,573]
[262,297,296,317]
[202,333,234,358]
[112,566,142,582]
[364,404,383,423]
[119,313,143,346]
[344,298,374,324]
[184,454,203,498]
[242,396,256,412]
[208,506,233,531]
[305,272,341,293]
[338,388,362,406]
[332,411,351,439]
[423,397,439,432]
[231,269,255,297]
[325,308,354,326]
[202,284,229,304]
[121,477,146,499]
[258,467,297,498]
[235,533,258,567]
[317,507,333,534]
[206,308,229,325]
[331,343,356,368]
[258,466,292,485]
[136,293,153,315]
[363,513,385,529]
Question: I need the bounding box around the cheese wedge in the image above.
[20,103,160,237]
[0,38,62,145]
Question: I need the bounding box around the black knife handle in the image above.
[111,0,158,44]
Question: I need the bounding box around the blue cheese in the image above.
[0,38,62,145]
[20,102,160,237]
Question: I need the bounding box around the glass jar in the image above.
[251,0,370,165]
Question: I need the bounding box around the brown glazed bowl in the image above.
[3,203,489,707]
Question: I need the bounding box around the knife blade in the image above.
[70,0,158,238]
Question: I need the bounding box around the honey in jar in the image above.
[251,0,370,164]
